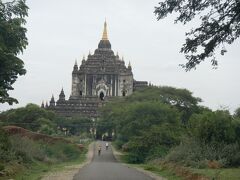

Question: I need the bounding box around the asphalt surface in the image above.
[73,141,153,180]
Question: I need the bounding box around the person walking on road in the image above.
[105,142,109,150]
[98,145,101,156]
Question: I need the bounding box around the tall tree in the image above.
[154,0,240,70]
[0,0,28,104]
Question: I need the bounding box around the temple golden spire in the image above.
[102,20,108,40]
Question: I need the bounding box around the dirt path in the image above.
[41,142,94,180]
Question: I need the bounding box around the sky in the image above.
[1,0,240,113]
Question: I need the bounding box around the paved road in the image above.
[73,141,153,180]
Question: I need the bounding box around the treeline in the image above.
[98,86,240,168]
[0,104,93,137]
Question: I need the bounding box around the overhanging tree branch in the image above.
[155,0,240,70]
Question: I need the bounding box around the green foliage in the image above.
[166,110,240,168]
[0,0,28,104]
[0,127,12,162]
[0,163,4,171]
[0,104,94,137]
[10,135,45,162]
[99,86,240,168]
[39,124,55,135]
[126,86,201,124]
[147,145,169,161]
[118,101,181,138]
[189,110,236,144]
[125,152,145,164]
[166,138,240,168]
[154,0,240,70]
[234,107,240,118]
[0,104,56,132]
[43,142,81,162]
[0,133,85,178]
[99,86,200,137]
[99,86,193,163]
[114,139,125,149]
[54,115,93,135]
[126,124,182,163]
[233,118,240,144]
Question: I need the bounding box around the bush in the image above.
[146,145,169,161]
[39,124,55,135]
[189,110,236,144]
[43,142,81,162]
[126,124,182,163]
[0,128,12,162]
[10,136,45,162]
[1,104,56,132]
[125,152,145,163]
[7,134,84,164]
[166,137,240,168]
[0,163,4,171]
[114,139,126,150]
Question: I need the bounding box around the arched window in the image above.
[80,91,83,96]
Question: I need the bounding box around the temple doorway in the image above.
[100,92,105,101]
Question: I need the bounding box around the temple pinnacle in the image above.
[102,20,108,40]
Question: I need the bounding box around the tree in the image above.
[0,0,28,104]
[127,86,201,123]
[54,116,93,135]
[154,0,240,70]
[189,110,236,144]
[234,107,240,118]
[1,103,56,131]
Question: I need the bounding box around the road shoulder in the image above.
[111,144,166,180]
[41,142,95,180]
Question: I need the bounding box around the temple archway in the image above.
[99,92,105,101]
[122,90,127,97]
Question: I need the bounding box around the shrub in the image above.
[43,142,81,162]
[124,152,145,164]
[126,124,182,163]
[1,104,56,132]
[9,135,45,162]
[0,128,12,162]
[114,139,126,150]
[146,145,169,161]
[39,124,55,135]
[166,137,240,168]
[0,163,4,171]
[189,110,236,144]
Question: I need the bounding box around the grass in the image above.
[0,135,90,180]
[111,143,183,180]
[13,153,87,180]
[191,168,240,180]
[63,135,92,144]
[132,164,184,180]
